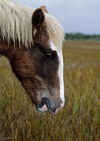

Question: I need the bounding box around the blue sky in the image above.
[15,0,100,34]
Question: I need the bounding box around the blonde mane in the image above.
[0,0,64,49]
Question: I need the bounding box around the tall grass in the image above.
[0,41,100,140]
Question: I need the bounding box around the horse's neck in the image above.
[0,41,16,61]
[0,42,9,56]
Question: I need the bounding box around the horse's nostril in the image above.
[41,98,46,106]
[52,107,57,112]
[51,101,62,112]
[43,97,51,109]
[36,98,48,112]
[36,98,46,109]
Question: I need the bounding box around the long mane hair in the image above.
[0,0,64,49]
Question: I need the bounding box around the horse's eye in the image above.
[44,51,56,59]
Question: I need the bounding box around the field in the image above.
[0,41,100,141]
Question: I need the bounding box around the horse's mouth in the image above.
[36,98,64,114]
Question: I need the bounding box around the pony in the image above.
[0,0,65,114]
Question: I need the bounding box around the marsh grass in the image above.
[0,41,100,141]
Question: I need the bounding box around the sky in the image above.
[15,0,100,35]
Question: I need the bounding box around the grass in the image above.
[0,41,100,140]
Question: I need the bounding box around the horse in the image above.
[0,0,65,114]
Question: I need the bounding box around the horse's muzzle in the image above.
[36,97,64,114]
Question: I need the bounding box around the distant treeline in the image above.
[65,33,100,41]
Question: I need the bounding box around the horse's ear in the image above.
[32,8,45,31]
[40,6,48,13]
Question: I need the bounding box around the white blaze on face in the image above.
[49,40,65,107]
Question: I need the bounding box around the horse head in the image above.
[0,2,65,114]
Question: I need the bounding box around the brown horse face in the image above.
[26,42,64,114]
[11,7,65,114]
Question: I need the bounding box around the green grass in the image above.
[0,41,100,140]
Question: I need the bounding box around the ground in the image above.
[0,41,100,141]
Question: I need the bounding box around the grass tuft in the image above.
[0,41,100,140]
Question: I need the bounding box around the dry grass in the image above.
[0,41,100,140]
